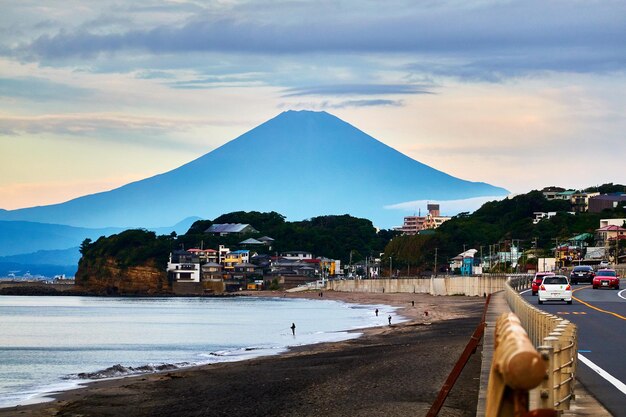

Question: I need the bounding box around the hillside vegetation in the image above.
[77,213,396,276]
[384,188,625,273]
[77,185,625,277]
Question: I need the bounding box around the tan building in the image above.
[595,225,626,247]
[398,204,451,235]
[571,191,599,213]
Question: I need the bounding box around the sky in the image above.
[1,0,625,213]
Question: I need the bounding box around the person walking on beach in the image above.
[291,322,296,336]
[388,315,392,325]
[375,308,379,317]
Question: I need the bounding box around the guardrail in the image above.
[486,312,555,417]
[504,275,578,412]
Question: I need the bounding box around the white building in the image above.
[281,251,314,260]
[167,251,201,282]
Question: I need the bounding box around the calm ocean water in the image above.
[0,295,401,407]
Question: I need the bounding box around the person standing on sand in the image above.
[388,315,392,325]
[291,322,296,336]
[375,308,379,317]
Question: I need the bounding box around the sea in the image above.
[0,295,402,408]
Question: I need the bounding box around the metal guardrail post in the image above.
[553,321,576,409]
[536,345,555,410]
[546,334,563,410]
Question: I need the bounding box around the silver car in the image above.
[538,275,572,305]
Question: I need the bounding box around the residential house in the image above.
[567,233,593,263]
[167,250,201,282]
[541,187,565,200]
[588,193,626,213]
[239,238,265,246]
[257,236,275,247]
[281,250,314,260]
[201,262,223,281]
[270,258,318,276]
[533,212,557,224]
[449,249,479,275]
[187,248,218,263]
[218,245,230,263]
[319,257,342,278]
[231,263,260,283]
[351,259,381,278]
[595,225,626,247]
[556,190,576,201]
[222,250,250,271]
[571,191,599,213]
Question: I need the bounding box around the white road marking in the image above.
[618,289,626,300]
[520,289,532,295]
[578,353,626,395]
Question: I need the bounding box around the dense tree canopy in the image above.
[383,188,626,272]
[78,184,625,275]
[78,213,398,273]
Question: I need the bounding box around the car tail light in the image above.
[540,285,545,290]
[566,285,571,290]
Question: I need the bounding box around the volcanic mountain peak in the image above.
[0,110,508,229]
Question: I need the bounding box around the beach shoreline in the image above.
[0,290,486,417]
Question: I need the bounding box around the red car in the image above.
[592,269,620,290]
[532,272,555,295]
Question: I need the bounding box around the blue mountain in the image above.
[0,110,507,229]
[0,217,198,258]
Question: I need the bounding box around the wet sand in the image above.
[0,291,486,417]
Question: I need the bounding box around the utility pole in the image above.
[390,256,393,278]
[434,248,438,277]
[480,246,484,271]
[553,238,559,271]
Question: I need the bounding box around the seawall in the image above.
[327,275,510,296]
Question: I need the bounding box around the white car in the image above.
[538,275,572,305]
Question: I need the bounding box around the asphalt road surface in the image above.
[522,285,626,417]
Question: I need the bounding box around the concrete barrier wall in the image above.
[327,275,510,296]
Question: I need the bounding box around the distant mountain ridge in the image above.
[0,217,198,257]
[0,110,508,229]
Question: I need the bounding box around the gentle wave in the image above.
[66,362,189,380]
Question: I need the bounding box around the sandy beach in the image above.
[0,291,486,417]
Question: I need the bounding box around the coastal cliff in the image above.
[76,229,173,295]
[76,257,170,295]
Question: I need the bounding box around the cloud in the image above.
[7,0,623,81]
[385,195,509,216]
[0,77,93,101]
[279,99,404,110]
[281,84,433,97]
[328,99,404,109]
[0,114,186,136]
[167,74,266,89]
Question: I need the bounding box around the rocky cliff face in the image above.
[76,258,170,295]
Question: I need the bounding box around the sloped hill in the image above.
[0,110,508,228]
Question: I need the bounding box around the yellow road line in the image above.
[572,286,626,320]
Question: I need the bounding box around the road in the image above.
[522,285,626,417]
